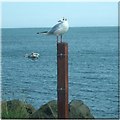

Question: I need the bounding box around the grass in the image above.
[1,99,35,119]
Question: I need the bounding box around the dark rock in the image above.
[1,99,36,119]
[69,100,94,119]
[30,100,57,118]
[30,100,94,119]
[1,99,94,119]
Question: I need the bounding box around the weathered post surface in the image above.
[57,42,68,118]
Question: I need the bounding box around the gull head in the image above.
[58,17,68,23]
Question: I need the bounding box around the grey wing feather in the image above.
[48,23,61,34]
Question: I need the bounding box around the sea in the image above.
[1,27,119,118]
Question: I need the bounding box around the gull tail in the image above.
[37,31,48,35]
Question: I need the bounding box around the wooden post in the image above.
[57,42,68,118]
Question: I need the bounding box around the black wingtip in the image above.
[41,31,48,33]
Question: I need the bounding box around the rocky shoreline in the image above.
[1,99,94,119]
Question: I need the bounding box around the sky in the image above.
[1,2,118,28]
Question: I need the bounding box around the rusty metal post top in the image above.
[57,42,68,118]
[57,42,68,46]
[57,42,68,55]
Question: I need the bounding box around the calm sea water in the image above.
[2,27,118,118]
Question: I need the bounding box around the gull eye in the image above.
[63,18,64,20]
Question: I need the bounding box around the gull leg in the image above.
[57,36,58,43]
[60,35,62,43]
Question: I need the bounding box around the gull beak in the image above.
[58,20,62,22]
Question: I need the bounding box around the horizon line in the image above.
[1,25,118,29]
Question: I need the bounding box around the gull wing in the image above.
[48,22,62,34]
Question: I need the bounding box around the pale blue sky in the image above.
[2,2,118,28]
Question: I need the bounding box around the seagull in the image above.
[37,17,69,43]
